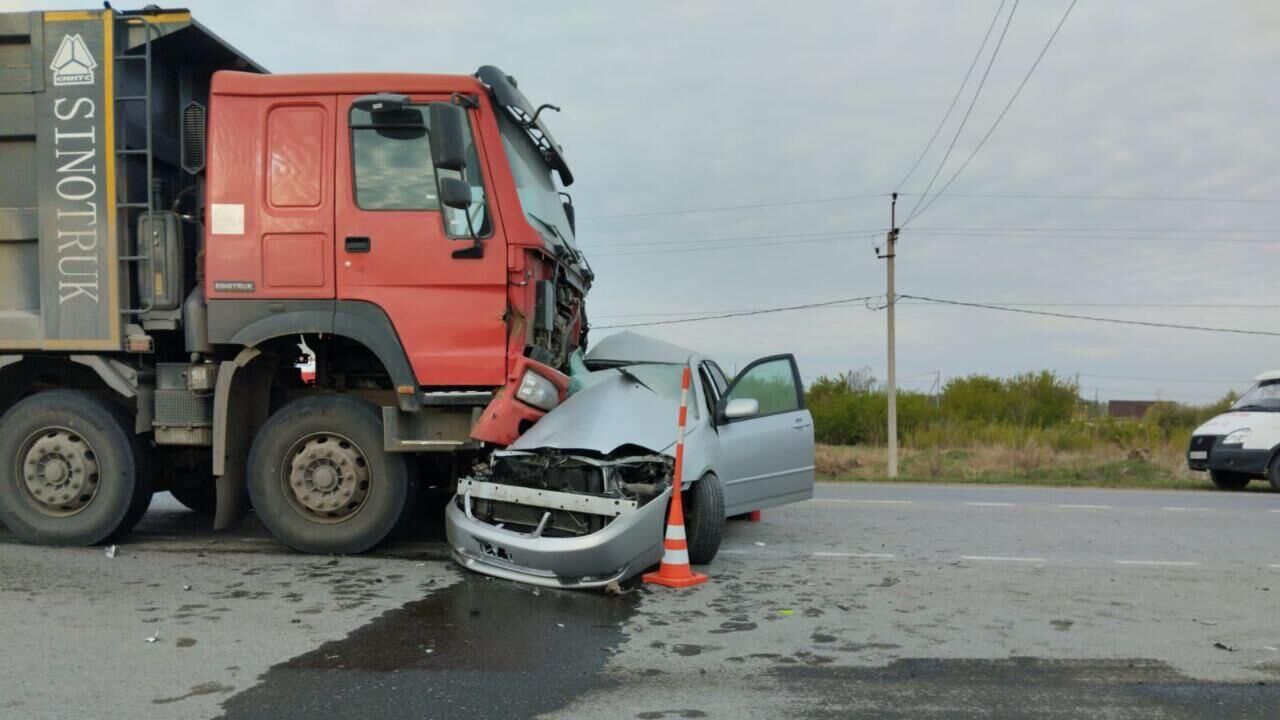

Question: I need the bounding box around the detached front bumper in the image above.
[444,487,670,589]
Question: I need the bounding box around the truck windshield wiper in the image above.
[527,213,561,241]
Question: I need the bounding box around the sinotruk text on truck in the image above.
[0,7,591,553]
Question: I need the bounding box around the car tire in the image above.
[1209,469,1251,491]
[0,390,151,545]
[1267,455,1280,493]
[683,473,725,565]
[169,482,218,515]
[247,394,409,554]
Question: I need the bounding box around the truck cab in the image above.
[0,7,591,554]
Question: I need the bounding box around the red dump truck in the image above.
[0,7,590,553]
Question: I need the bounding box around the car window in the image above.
[725,357,801,415]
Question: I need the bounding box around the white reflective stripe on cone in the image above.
[665,525,687,540]
[663,548,690,566]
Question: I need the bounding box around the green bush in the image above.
[805,368,1234,450]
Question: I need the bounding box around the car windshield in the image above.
[497,111,578,252]
[1230,380,1280,411]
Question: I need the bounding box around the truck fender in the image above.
[211,348,274,530]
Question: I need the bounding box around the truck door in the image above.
[712,355,816,514]
[335,95,508,387]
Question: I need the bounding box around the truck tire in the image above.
[169,483,218,515]
[247,394,409,554]
[683,473,725,565]
[1209,469,1251,491]
[0,390,151,545]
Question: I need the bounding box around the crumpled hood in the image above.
[510,371,683,455]
[1193,411,1271,436]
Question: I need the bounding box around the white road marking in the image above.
[1057,504,1112,509]
[813,552,896,559]
[809,498,853,503]
[1114,560,1201,566]
[1268,564,1280,569]
[1162,507,1211,512]
[852,499,914,505]
[960,555,1045,563]
[964,502,1015,507]
[1270,509,1280,513]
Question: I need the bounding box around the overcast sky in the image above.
[11,0,1279,402]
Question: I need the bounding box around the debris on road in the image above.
[146,629,161,643]
[1194,618,1219,626]
[778,609,795,617]
[182,585,192,591]
[104,545,117,558]
[1213,641,1236,652]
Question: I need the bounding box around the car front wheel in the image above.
[683,473,725,565]
[1209,469,1251,491]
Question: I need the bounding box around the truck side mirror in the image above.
[428,102,468,172]
[439,177,472,210]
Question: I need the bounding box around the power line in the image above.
[899,300,1280,309]
[592,295,883,329]
[895,0,1009,193]
[902,0,1020,222]
[900,294,1280,337]
[578,228,886,250]
[586,233,879,258]
[905,0,1079,225]
[579,193,886,221]
[897,191,1280,205]
[908,226,1275,234]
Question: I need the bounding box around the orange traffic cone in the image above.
[644,366,708,588]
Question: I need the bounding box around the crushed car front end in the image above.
[446,449,673,588]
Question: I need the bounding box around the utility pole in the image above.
[881,194,900,478]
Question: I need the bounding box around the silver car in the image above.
[445,332,816,588]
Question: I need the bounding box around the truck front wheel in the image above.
[0,390,152,545]
[247,395,410,554]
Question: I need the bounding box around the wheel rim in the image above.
[280,432,371,524]
[16,427,101,517]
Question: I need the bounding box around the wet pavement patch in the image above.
[770,657,1280,719]
[217,574,640,720]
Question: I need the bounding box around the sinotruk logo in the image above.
[50,34,96,86]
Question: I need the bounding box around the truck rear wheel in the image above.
[247,395,409,554]
[0,390,151,545]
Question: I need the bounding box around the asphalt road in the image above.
[2,482,1279,719]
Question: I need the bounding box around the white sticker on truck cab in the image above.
[210,203,245,235]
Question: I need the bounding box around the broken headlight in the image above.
[516,369,560,411]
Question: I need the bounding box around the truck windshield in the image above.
[497,111,578,252]
[1231,380,1280,412]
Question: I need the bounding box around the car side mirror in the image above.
[428,102,468,172]
[439,176,471,210]
[722,398,760,420]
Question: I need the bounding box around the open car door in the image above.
[712,354,816,515]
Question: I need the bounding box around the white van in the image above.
[1187,370,1280,491]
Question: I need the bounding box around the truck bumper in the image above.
[444,488,669,589]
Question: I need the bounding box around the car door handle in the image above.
[792,418,812,430]
[345,236,371,253]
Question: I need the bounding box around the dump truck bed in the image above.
[0,8,260,350]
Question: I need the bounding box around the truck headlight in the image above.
[1223,428,1251,446]
[516,369,560,411]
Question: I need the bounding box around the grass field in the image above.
[814,443,1249,491]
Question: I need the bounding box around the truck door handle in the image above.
[345,236,371,253]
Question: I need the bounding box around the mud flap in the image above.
[212,349,274,530]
